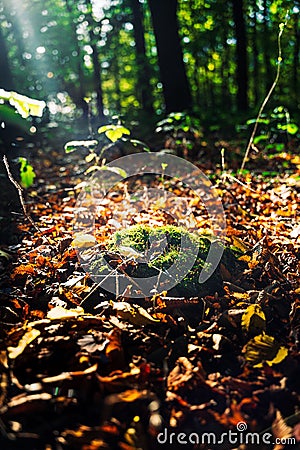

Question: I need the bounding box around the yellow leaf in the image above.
[112,302,160,325]
[98,125,130,143]
[8,328,40,359]
[232,236,252,253]
[239,255,251,262]
[47,306,85,320]
[259,346,288,368]
[8,91,46,118]
[241,304,266,335]
[244,333,288,367]
[64,140,98,153]
[106,128,123,142]
[85,152,96,163]
[72,233,97,248]
[231,292,249,300]
[118,389,145,402]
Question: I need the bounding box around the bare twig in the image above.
[240,17,288,171]
[80,255,146,305]
[221,172,257,193]
[2,155,49,241]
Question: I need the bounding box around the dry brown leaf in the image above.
[8,328,41,359]
[272,410,294,450]
[46,305,85,319]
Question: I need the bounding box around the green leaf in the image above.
[0,250,11,260]
[85,165,101,174]
[155,118,173,129]
[98,165,127,178]
[253,134,269,144]
[19,157,36,188]
[129,139,151,152]
[172,112,183,121]
[0,88,45,118]
[105,127,130,142]
[286,123,298,135]
[64,140,98,153]
[0,104,31,134]
[270,2,277,14]
[241,304,266,335]
[85,165,127,179]
[265,143,285,152]
[246,118,270,125]
[85,152,96,163]
[243,333,288,367]
[98,125,130,142]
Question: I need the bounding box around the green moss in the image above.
[103,225,228,296]
[90,224,238,297]
[112,224,151,253]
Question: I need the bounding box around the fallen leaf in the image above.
[112,302,160,325]
[8,328,41,359]
[243,333,288,367]
[47,306,85,320]
[72,233,97,248]
[241,304,266,335]
[272,410,294,450]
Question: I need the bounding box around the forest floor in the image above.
[0,136,300,450]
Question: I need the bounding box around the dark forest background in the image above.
[0,0,299,146]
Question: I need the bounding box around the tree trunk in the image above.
[263,0,272,91]
[65,0,89,118]
[220,7,231,109]
[0,25,14,90]
[204,66,214,108]
[112,43,122,113]
[130,0,154,114]
[148,0,192,113]
[250,0,259,105]
[293,3,299,102]
[2,0,26,73]
[85,0,105,121]
[232,0,248,111]
[192,54,201,107]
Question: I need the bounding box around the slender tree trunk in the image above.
[204,66,214,108]
[3,0,35,93]
[2,0,26,70]
[251,0,259,105]
[65,0,89,118]
[112,39,122,113]
[148,0,192,113]
[221,17,231,109]
[232,0,248,111]
[192,54,201,107]
[263,0,272,91]
[130,0,154,113]
[0,25,15,90]
[85,0,105,120]
[293,4,299,101]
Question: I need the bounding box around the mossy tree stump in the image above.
[91,225,239,298]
